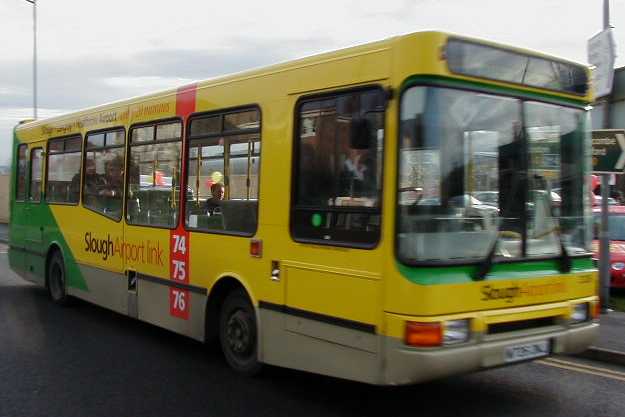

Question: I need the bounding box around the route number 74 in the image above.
[173,235,186,254]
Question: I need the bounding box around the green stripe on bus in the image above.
[397,258,595,285]
[10,129,89,291]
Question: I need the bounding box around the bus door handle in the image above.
[271,260,280,282]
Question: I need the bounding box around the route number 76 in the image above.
[172,289,186,311]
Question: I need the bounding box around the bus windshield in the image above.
[397,86,591,264]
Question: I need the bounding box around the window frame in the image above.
[184,104,262,237]
[445,37,589,97]
[28,147,44,203]
[45,134,83,206]
[394,79,593,268]
[125,117,184,230]
[290,85,387,249]
[82,126,127,222]
[15,143,28,202]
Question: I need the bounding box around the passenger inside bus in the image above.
[100,157,124,199]
[77,158,103,200]
[205,182,224,215]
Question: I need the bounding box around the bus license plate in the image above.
[504,340,550,363]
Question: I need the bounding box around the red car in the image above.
[592,205,625,288]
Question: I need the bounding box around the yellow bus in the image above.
[9,31,599,385]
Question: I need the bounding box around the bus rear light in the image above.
[250,239,262,257]
[405,322,442,347]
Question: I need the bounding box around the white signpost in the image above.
[588,28,616,99]
[589,6,617,312]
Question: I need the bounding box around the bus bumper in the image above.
[382,321,598,385]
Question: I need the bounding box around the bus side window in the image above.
[292,88,385,247]
[83,129,126,221]
[186,108,261,236]
[46,136,82,204]
[126,121,183,229]
[15,144,28,201]
[29,148,43,202]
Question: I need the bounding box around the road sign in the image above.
[588,28,616,98]
[592,129,625,174]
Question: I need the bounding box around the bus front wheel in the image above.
[47,250,70,305]
[219,289,262,375]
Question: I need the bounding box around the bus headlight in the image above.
[405,319,471,347]
[443,319,471,345]
[570,303,589,324]
[612,262,625,271]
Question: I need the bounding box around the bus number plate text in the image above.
[504,340,550,363]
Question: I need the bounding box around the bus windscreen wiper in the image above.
[473,198,571,280]
[556,232,572,273]
[549,194,571,274]
[472,234,499,281]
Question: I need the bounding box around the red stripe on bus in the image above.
[175,83,197,117]
[174,83,196,224]
[170,83,196,320]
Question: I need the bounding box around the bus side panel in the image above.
[137,278,207,342]
[69,264,128,315]
[8,129,28,277]
[283,262,381,332]
[259,307,382,384]
[48,205,102,292]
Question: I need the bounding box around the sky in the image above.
[1,0,624,166]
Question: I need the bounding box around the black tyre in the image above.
[219,289,262,375]
[47,250,70,305]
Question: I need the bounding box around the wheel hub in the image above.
[226,310,252,355]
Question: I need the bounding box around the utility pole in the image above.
[603,0,611,129]
[24,0,37,119]
[599,0,613,313]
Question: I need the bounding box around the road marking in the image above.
[537,357,625,382]
[544,357,625,377]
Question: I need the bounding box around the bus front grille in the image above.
[487,316,558,335]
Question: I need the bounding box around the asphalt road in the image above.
[1,243,625,417]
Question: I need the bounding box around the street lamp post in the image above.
[24,0,37,119]
[599,0,613,313]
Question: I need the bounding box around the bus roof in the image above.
[15,30,592,136]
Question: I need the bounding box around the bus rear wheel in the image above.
[48,250,70,305]
[219,289,262,375]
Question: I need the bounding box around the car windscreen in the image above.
[593,214,625,241]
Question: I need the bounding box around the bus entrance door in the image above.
[23,145,46,284]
